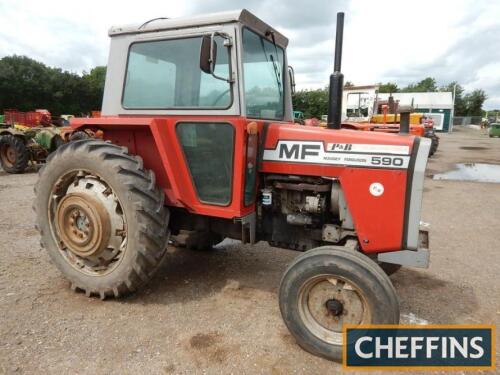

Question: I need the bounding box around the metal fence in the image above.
[453,116,483,126]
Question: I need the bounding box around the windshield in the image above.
[242,28,284,120]
[122,36,231,109]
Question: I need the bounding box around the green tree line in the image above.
[0,55,106,115]
[293,77,488,119]
[0,56,489,119]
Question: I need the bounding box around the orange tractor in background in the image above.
[340,90,439,156]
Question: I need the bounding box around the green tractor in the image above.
[0,124,64,174]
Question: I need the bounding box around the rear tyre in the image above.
[50,135,65,152]
[69,131,91,142]
[279,246,399,361]
[34,140,170,298]
[428,135,439,156]
[0,135,29,173]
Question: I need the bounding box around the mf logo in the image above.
[279,143,321,160]
[329,143,353,151]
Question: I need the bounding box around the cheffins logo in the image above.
[343,325,495,370]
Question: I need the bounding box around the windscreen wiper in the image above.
[263,31,282,97]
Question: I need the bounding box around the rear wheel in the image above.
[428,135,439,156]
[50,135,65,152]
[69,131,91,142]
[279,246,399,361]
[34,140,170,298]
[0,135,29,173]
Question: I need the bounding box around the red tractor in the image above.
[34,11,430,361]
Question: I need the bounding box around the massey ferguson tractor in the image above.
[34,10,431,361]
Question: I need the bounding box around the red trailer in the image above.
[4,109,52,127]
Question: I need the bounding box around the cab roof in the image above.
[108,9,289,47]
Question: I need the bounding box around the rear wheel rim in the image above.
[0,144,16,167]
[298,274,371,345]
[48,171,127,276]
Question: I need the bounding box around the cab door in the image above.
[176,121,235,206]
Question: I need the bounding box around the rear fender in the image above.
[70,117,253,220]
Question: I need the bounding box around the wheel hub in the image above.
[56,193,111,257]
[49,175,126,276]
[325,299,343,316]
[299,275,370,345]
[1,144,16,167]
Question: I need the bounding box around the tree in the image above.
[440,82,466,116]
[378,82,399,93]
[344,81,354,88]
[292,88,329,118]
[401,77,437,93]
[464,89,487,116]
[83,66,107,111]
[0,55,106,116]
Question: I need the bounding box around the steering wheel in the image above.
[212,89,230,106]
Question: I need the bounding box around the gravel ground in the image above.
[0,126,499,374]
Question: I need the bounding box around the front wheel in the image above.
[279,246,400,361]
[34,140,170,298]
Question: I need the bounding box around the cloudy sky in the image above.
[1,0,499,109]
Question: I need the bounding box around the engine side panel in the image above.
[260,123,414,253]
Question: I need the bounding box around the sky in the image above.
[1,0,499,109]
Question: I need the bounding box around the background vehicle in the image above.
[293,110,305,124]
[342,90,440,156]
[0,109,65,173]
[489,123,500,138]
[34,10,430,361]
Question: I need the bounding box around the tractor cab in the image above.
[102,9,293,120]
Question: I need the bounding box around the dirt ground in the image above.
[0,126,499,374]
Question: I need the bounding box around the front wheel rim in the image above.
[297,274,372,345]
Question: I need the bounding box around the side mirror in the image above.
[288,66,296,95]
[200,35,217,74]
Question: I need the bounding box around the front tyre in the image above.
[34,140,170,299]
[279,246,400,361]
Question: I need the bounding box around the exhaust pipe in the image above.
[327,12,344,130]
